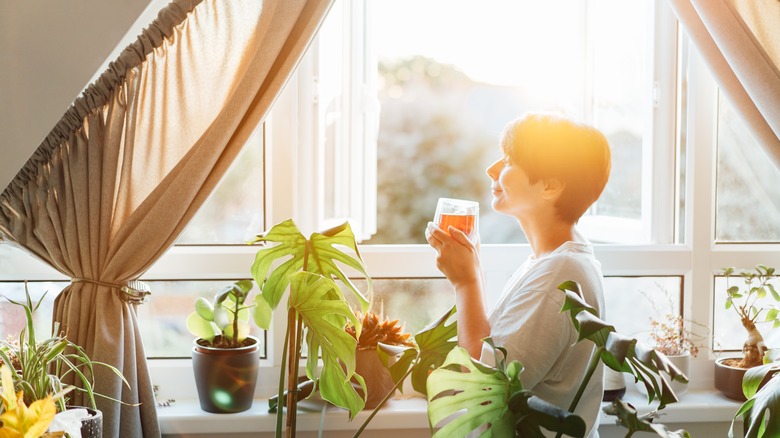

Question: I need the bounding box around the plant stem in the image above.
[276,323,290,438]
[286,308,299,438]
[555,347,604,438]
[352,359,416,437]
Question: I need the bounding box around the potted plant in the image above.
[249,219,371,437]
[715,265,780,401]
[185,279,268,413]
[344,309,415,409]
[645,311,702,398]
[0,363,72,438]
[0,285,128,438]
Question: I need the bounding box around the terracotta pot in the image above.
[354,349,396,410]
[192,336,260,413]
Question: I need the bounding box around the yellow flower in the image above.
[0,365,58,438]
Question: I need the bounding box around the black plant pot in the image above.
[80,407,102,438]
[192,336,260,413]
[64,406,102,438]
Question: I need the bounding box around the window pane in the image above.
[368,0,653,244]
[715,92,780,242]
[176,131,264,245]
[713,274,780,352]
[0,281,65,341]
[137,280,267,359]
[345,278,455,336]
[603,276,686,349]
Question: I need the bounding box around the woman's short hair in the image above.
[501,113,612,223]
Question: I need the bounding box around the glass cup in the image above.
[434,198,479,240]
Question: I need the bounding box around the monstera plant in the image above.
[250,219,371,437]
[731,348,780,438]
[425,281,691,438]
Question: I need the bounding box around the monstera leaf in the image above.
[603,398,691,438]
[381,306,458,396]
[288,272,366,418]
[558,281,687,410]
[732,349,780,438]
[427,345,585,438]
[250,219,371,326]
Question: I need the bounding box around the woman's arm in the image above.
[426,223,490,358]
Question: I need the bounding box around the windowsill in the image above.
[157,389,744,435]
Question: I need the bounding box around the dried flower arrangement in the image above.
[649,313,700,357]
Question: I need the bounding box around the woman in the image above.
[426,112,611,437]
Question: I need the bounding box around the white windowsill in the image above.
[157,389,744,436]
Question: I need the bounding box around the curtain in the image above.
[667,0,780,168]
[0,0,333,436]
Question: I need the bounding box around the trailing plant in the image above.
[425,281,690,437]
[250,219,371,438]
[0,286,128,413]
[721,265,780,369]
[731,348,780,438]
[186,279,268,348]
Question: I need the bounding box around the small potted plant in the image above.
[344,309,414,409]
[646,312,700,397]
[0,285,127,438]
[186,279,268,413]
[715,265,780,401]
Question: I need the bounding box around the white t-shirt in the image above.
[479,239,605,438]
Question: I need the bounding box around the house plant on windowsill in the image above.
[344,309,415,410]
[644,312,702,398]
[186,279,270,413]
[715,265,780,401]
[0,285,129,438]
[250,219,371,437]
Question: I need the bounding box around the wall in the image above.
[0,0,159,189]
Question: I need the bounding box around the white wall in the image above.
[0,0,157,189]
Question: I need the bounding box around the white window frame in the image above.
[3,0,780,404]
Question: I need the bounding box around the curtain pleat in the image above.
[0,0,333,436]
[668,0,780,168]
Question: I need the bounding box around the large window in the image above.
[2,0,779,398]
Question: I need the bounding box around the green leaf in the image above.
[427,347,521,437]
[288,272,365,418]
[251,219,371,312]
[768,284,780,301]
[186,312,218,342]
[194,297,214,321]
[603,398,691,437]
[252,294,273,330]
[733,362,780,438]
[407,306,457,395]
[427,347,583,437]
[766,309,778,322]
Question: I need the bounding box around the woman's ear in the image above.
[541,178,565,201]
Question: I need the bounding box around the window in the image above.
[3,0,779,401]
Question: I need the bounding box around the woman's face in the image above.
[485,152,544,219]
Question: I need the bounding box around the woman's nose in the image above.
[486,159,501,180]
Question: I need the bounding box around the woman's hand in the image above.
[425,222,481,289]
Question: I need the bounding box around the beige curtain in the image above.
[668,0,780,167]
[0,0,333,436]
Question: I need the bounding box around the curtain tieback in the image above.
[71,278,151,304]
